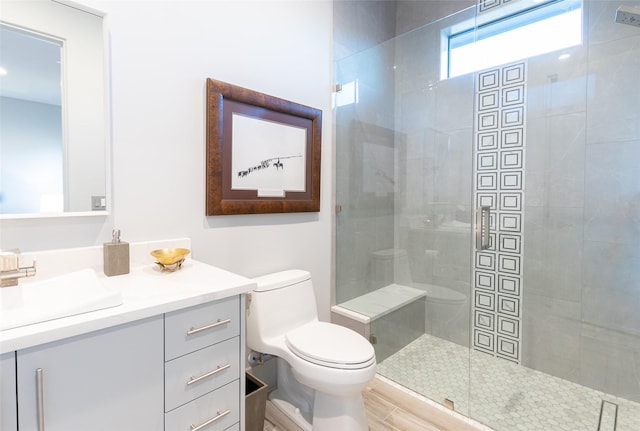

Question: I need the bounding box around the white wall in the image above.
[0,0,334,320]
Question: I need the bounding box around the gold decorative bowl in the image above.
[150,248,190,272]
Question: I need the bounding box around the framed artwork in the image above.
[206,78,322,215]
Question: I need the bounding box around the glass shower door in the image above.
[334,9,476,415]
[334,1,640,429]
[467,1,640,430]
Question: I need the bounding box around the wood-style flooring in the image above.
[263,376,487,431]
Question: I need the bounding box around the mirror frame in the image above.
[0,0,110,220]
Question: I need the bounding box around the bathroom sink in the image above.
[0,269,123,331]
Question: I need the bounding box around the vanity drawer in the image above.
[165,337,240,412]
[165,296,240,360]
[165,379,239,431]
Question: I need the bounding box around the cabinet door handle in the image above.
[190,409,230,431]
[36,368,45,431]
[186,364,231,386]
[186,318,231,336]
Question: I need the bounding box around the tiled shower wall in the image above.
[336,0,640,404]
[392,0,640,402]
[522,0,640,402]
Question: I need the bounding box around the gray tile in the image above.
[521,292,581,382]
[584,140,640,244]
[433,129,473,205]
[579,323,640,403]
[333,0,397,61]
[525,113,586,208]
[586,35,640,145]
[523,206,584,302]
[582,240,640,334]
[526,45,588,119]
[586,0,640,46]
[434,77,474,134]
[371,298,426,362]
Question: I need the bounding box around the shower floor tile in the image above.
[377,334,640,431]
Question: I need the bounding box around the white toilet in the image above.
[246,269,376,431]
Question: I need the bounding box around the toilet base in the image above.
[269,388,369,431]
[312,391,368,431]
[270,389,312,431]
[271,357,370,430]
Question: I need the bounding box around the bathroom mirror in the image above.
[0,0,107,217]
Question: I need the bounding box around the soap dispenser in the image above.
[103,229,129,276]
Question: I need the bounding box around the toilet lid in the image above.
[285,322,375,370]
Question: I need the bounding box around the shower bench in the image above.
[331,284,426,361]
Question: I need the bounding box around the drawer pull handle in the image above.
[187,318,231,336]
[190,409,230,431]
[36,368,45,431]
[187,364,231,386]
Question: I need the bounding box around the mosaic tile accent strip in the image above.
[478,0,514,14]
[473,61,526,363]
[377,334,640,431]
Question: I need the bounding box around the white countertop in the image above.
[0,259,256,353]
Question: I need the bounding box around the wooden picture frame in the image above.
[206,78,322,215]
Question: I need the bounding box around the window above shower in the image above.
[441,0,583,79]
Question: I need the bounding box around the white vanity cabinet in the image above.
[0,256,251,431]
[1,352,17,430]
[17,315,164,431]
[164,295,243,431]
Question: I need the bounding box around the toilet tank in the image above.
[247,270,319,350]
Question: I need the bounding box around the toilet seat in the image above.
[286,322,375,370]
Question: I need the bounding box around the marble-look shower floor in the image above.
[377,334,640,431]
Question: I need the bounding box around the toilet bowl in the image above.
[247,269,376,431]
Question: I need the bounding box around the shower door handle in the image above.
[476,206,491,250]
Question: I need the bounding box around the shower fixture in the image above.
[615,5,640,27]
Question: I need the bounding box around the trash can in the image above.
[245,372,268,431]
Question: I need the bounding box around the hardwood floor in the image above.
[263,376,489,431]
[363,379,445,431]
